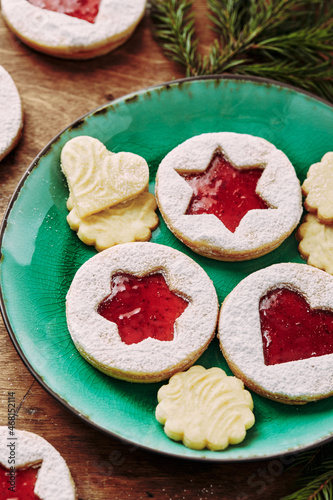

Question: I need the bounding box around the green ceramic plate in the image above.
[1,76,333,461]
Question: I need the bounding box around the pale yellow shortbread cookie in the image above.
[67,191,159,251]
[302,152,333,224]
[156,365,254,451]
[61,136,149,219]
[296,213,333,275]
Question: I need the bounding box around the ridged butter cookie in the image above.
[302,152,333,224]
[156,365,255,451]
[297,213,333,275]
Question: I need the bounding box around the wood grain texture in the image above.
[0,3,302,499]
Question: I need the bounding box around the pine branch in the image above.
[235,60,333,101]
[149,0,333,101]
[282,442,333,500]
[150,0,203,76]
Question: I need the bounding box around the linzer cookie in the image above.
[155,133,302,261]
[218,263,333,404]
[1,0,146,59]
[66,242,219,382]
[0,427,76,499]
[302,152,333,224]
[0,66,23,162]
[156,365,255,451]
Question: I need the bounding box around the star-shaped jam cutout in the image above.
[27,0,101,24]
[179,150,269,233]
[0,463,41,500]
[97,273,189,345]
[259,287,333,365]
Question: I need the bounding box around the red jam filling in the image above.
[259,287,333,365]
[179,151,268,233]
[0,464,41,500]
[97,273,189,345]
[27,0,101,24]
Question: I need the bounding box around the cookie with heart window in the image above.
[66,242,219,382]
[1,0,146,59]
[218,263,333,404]
[155,133,302,261]
[0,427,76,500]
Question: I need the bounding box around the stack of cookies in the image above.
[297,153,333,275]
[61,136,159,251]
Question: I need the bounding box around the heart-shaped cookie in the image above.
[61,136,149,218]
[218,263,333,404]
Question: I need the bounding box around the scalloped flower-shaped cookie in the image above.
[156,365,254,451]
[61,136,149,218]
[302,152,333,224]
[67,191,159,251]
[297,213,333,275]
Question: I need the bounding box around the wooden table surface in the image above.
[0,3,306,499]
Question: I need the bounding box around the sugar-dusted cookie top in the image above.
[156,365,254,451]
[155,133,302,261]
[297,213,333,275]
[0,66,23,162]
[218,263,333,404]
[1,0,146,59]
[0,427,76,500]
[66,242,219,382]
[61,136,149,218]
[302,152,333,224]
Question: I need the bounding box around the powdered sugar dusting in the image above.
[0,427,76,499]
[155,133,302,260]
[218,263,333,403]
[1,0,146,53]
[66,242,219,381]
[0,66,23,161]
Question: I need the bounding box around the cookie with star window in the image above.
[155,132,302,261]
[66,242,219,382]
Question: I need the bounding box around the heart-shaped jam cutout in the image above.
[179,151,269,232]
[97,273,189,345]
[27,0,101,24]
[0,463,41,500]
[259,287,333,365]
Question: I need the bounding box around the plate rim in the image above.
[1,74,333,463]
